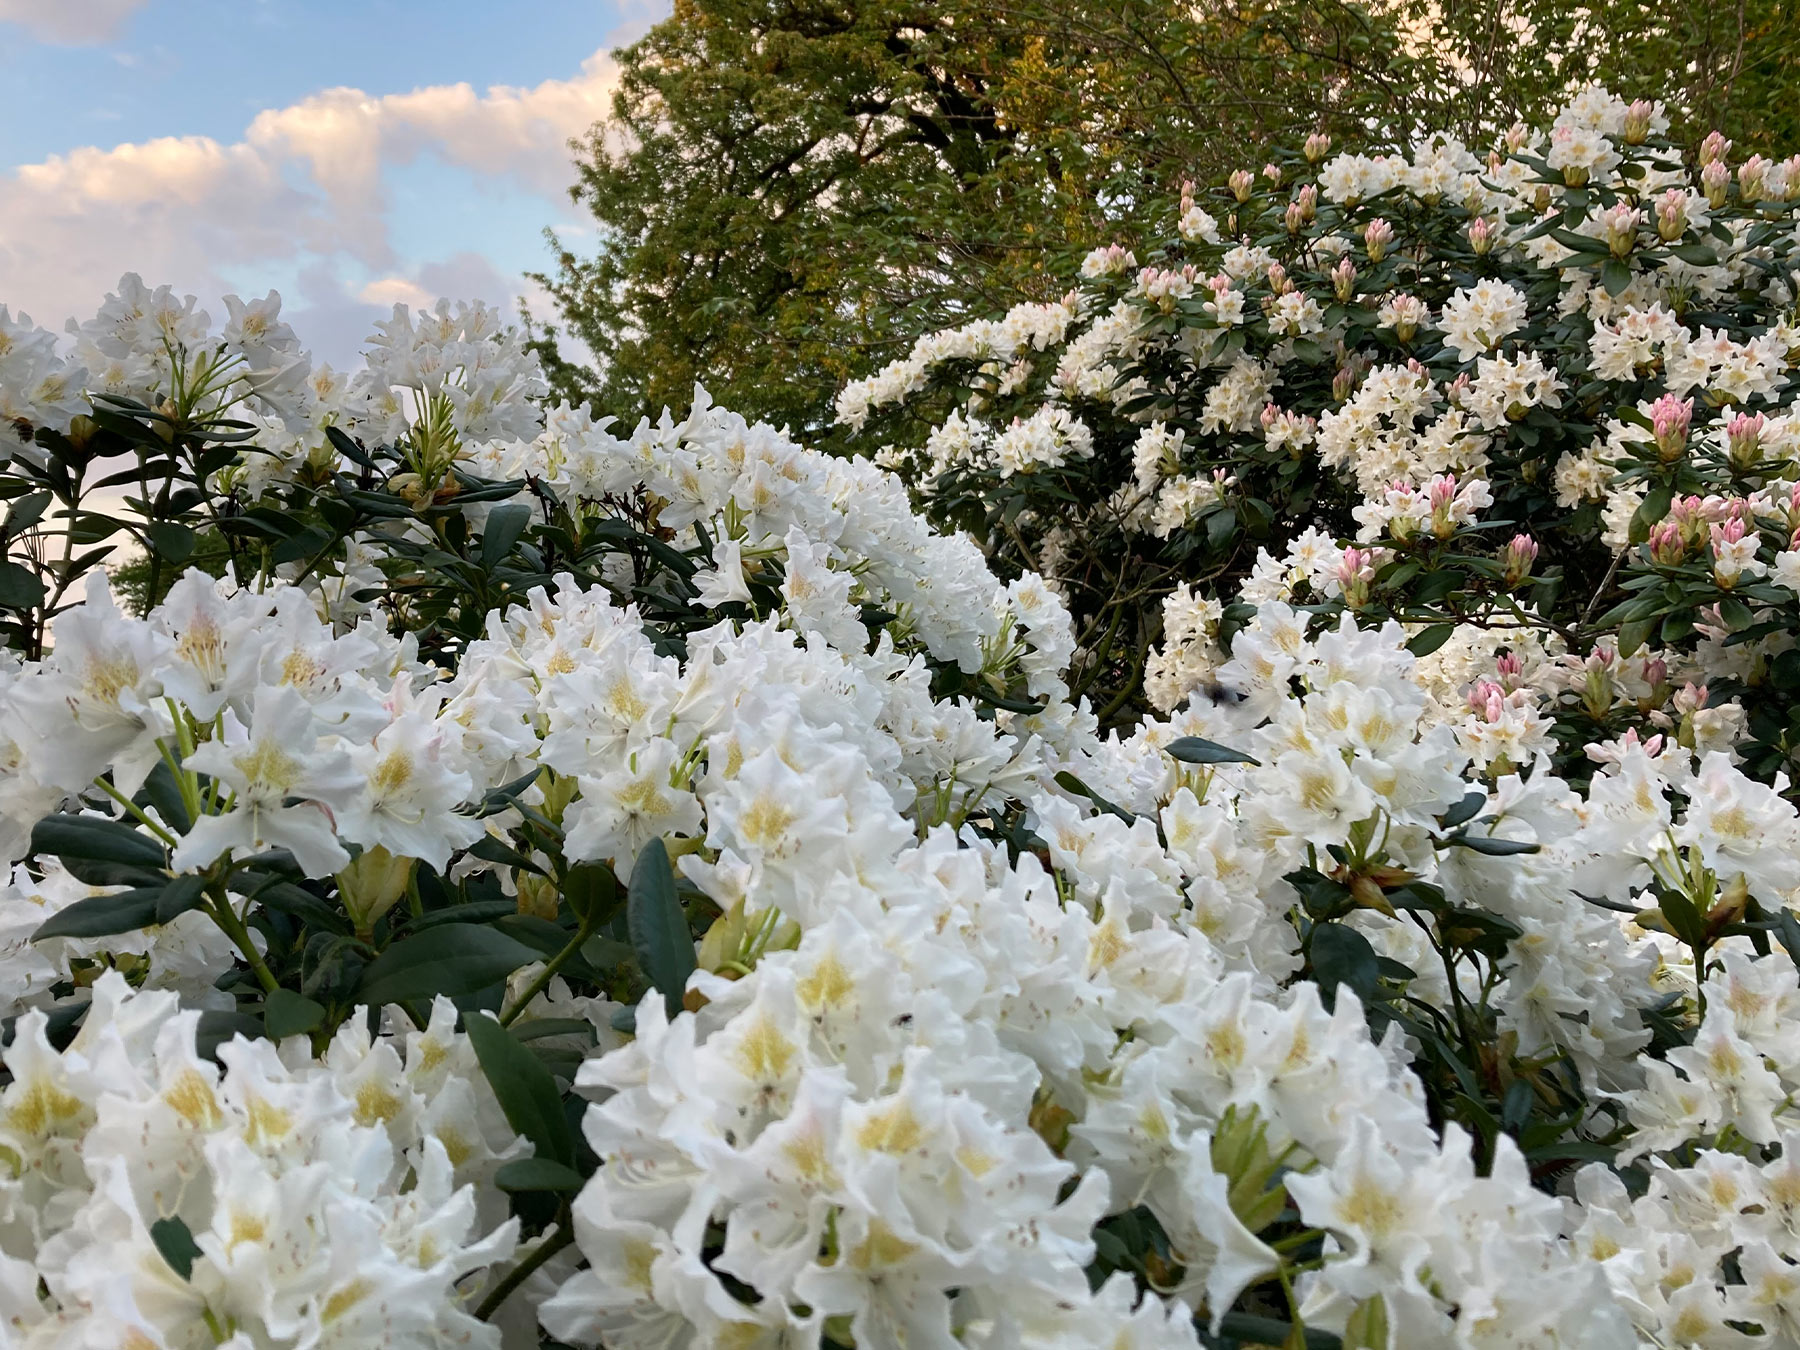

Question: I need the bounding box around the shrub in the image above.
[2,253,1800,1345]
[841,86,1800,795]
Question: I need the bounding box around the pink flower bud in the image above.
[1467,216,1496,256]
[1295,184,1318,222]
[1266,263,1291,295]
[1602,202,1640,259]
[1330,257,1357,302]
[1304,132,1332,163]
[1701,159,1731,208]
[1623,99,1655,145]
[1502,533,1538,587]
[1698,130,1732,167]
[1739,155,1771,200]
[1262,163,1283,187]
[1284,200,1306,234]
[1337,546,1376,608]
[1726,411,1765,469]
[1650,393,1693,461]
[1655,188,1690,242]
[1648,521,1686,566]
[1364,218,1394,263]
[1229,169,1254,202]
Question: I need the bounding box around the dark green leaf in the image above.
[495,1157,586,1192]
[627,838,693,1019]
[354,922,539,1006]
[155,873,208,925]
[34,886,164,939]
[1311,923,1381,1005]
[1439,791,1486,829]
[264,989,326,1039]
[194,1010,267,1062]
[480,504,534,569]
[0,562,46,609]
[1405,623,1455,657]
[150,1216,201,1281]
[1165,736,1259,766]
[30,813,166,869]
[466,1013,577,1167]
[1445,833,1540,856]
[147,521,197,563]
[564,861,619,925]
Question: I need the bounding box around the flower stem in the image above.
[475,1219,575,1321]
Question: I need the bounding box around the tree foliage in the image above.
[533,0,1800,438]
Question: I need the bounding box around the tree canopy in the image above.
[531,0,1800,437]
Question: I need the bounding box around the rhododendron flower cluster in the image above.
[8,89,1800,1350]
[844,86,1800,794]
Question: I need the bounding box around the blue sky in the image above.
[0,0,662,364]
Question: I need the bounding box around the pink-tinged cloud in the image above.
[0,48,623,361]
[0,0,147,44]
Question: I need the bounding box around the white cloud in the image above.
[0,0,147,44]
[0,44,626,363]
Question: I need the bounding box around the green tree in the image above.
[529,0,1422,438]
[532,0,1800,439]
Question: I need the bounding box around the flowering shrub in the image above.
[841,87,1800,791]
[4,264,1800,1349]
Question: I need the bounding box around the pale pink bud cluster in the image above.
[1648,521,1686,566]
[1337,546,1377,608]
[1364,218,1395,263]
[1330,257,1358,302]
[1702,159,1731,208]
[1467,216,1497,256]
[1623,99,1655,145]
[1725,411,1765,469]
[1602,203,1641,259]
[1229,169,1254,202]
[1650,393,1693,461]
[1303,131,1332,163]
[1655,189,1689,241]
[1501,533,1538,587]
[1739,155,1772,201]
[1698,130,1732,167]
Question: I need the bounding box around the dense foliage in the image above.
[7,83,1800,1350]
[847,86,1800,797]
[533,0,1800,439]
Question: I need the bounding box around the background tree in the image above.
[532,0,1800,438]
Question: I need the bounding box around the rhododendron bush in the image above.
[5,93,1800,1350]
[843,87,1800,783]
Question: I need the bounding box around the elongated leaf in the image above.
[155,874,208,925]
[1438,791,1487,830]
[31,813,166,868]
[494,1157,586,1193]
[480,503,534,569]
[627,839,693,1018]
[34,886,163,940]
[1446,833,1540,856]
[564,861,618,925]
[353,922,538,1006]
[150,1216,201,1281]
[1311,923,1381,1006]
[264,989,326,1039]
[194,1010,267,1062]
[1164,736,1260,766]
[1405,623,1455,657]
[466,1013,577,1166]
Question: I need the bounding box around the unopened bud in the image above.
[1364,218,1394,263]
